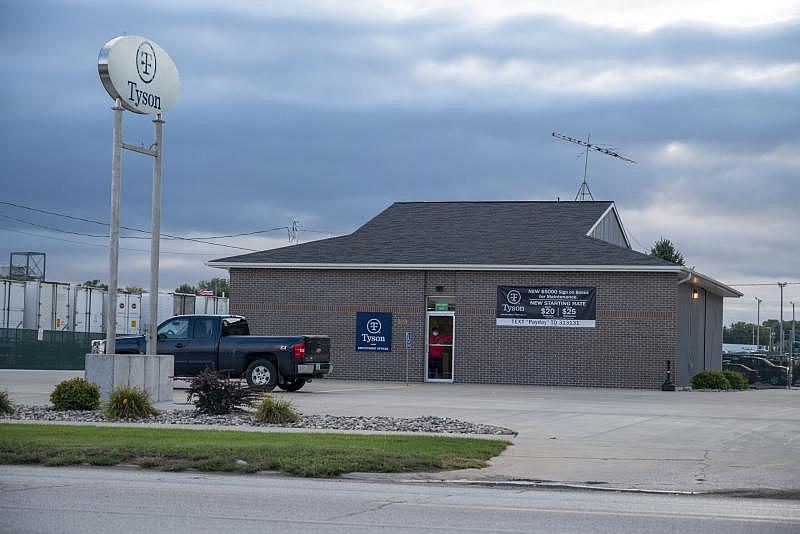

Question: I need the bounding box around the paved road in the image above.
[2,371,799,492]
[1,466,798,534]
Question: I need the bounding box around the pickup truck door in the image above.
[157,317,218,376]
[157,317,193,376]
[186,317,218,374]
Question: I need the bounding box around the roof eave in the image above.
[207,261,685,273]
[680,267,743,298]
[208,261,741,297]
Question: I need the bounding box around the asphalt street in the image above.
[1,466,798,534]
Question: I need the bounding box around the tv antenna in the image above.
[552,131,636,201]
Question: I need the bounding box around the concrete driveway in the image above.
[2,370,798,493]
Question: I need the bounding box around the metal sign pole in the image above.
[404,331,412,385]
[146,114,164,355]
[105,98,123,355]
[405,346,409,385]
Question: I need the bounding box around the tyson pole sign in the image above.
[98,36,180,114]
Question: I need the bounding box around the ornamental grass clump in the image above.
[50,377,101,410]
[252,394,299,424]
[691,371,730,390]
[0,390,13,415]
[723,370,749,390]
[104,385,160,420]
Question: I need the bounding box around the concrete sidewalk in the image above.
[2,370,799,493]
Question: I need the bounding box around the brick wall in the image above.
[230,268,679,389]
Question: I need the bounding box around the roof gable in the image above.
[587,204,631,248]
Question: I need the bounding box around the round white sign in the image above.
[98,35,180,115]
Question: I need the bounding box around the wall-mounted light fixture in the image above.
[691,288,701,300]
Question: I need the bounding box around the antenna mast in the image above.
[552,131,636,201]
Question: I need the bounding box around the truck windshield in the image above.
[221,317,249,336]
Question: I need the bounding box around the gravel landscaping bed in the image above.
[3,406,516,436]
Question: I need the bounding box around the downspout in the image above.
[677,266,695,386]
[678,266,694,285]
[703,288,708,370]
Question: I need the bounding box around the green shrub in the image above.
[104,385,160,420]
[187,369,261,415]
[722,370,749,390]
[252,394,299,424]
[50,377,101,410]
[0,390,13,415]
[691,371,730,390]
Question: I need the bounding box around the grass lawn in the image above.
[0,424,508,477]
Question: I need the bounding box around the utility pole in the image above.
[755,297,762,349]
[778,282,787,388]
[790,300,796,387]
[769,327,775,353]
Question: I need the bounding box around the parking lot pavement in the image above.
[2,370,799,493]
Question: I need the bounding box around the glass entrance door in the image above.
[426,312,454,382]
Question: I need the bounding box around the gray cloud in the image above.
[0,1,797,319]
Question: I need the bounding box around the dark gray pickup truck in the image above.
[92,315,331,391]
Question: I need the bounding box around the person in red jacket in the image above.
[428,327,452,379]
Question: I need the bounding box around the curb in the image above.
[394,478,700,495]
[0,417,514,440]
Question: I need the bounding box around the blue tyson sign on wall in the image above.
[356,312,392,352]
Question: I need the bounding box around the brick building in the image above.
[208,201,741,389]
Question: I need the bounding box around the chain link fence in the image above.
[0,328,97,370]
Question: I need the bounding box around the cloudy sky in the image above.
[0,0,798,326]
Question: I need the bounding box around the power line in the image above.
[191,227,288,239]
[622,228,648,253]
[1,200,340,252]
[0,200,257,251]
[0,213,128,239]
[0,200,114,228]
[0,226,224,256]
[299,227,340,235]
[0,213,291,245]
[729,282,800,287]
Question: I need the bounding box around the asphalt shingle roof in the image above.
[211,201,675,267]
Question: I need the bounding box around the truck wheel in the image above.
[245,359,277,390]
[277,378,306,392]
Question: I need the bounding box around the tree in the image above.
[6,273,36,282]
[650,238,685,265]
[123,285,144,294]
[175,283,196,294]
[175,278,229,297]
[83,279,109,290]
[196,277,229,297]
[723,321,755,344]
